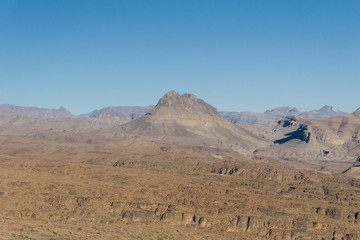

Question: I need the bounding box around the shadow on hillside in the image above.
[274,126,310,144]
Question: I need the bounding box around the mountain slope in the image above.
[252,112,360,175]
[120,91,269,153]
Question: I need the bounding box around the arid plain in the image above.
[1,91,360,240]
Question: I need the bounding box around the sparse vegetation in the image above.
[0,92,360,239]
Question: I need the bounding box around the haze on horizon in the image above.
[0,0,359,114]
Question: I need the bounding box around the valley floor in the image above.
[1,137,360,239]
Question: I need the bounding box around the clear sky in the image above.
[1,0,359,114]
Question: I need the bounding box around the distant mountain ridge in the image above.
[0,102,354,124]
[298,105,348,119]
[85,106,154,120]
[220,105,349,125]
[264,106,306,117]
[1,92,359,177]
[85,105,350,125]
[0,104,74,119]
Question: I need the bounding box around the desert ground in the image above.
[1,92,360,239]
[1,135,360,239]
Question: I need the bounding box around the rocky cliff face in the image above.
[150,90,221,119]
[252,113,360,176]
[155,91,218,115]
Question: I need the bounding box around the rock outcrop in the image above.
[252,112,360,176]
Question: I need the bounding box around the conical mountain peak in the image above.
[319,105,337,112]
[161,90,181,98]
[120,91,269,153]
[154,91,218,115]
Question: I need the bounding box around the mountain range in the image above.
[0,104,74,119]
[84,105,154,120]
[1,103,353,126]
[220,105,348,125]
[86,104,351,125]
[1,90,360,239]
[1,91,359,177]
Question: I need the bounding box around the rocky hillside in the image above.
[119,91,269,153]
[251,112,360,176]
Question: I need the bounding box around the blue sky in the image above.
[0,0,359,114]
